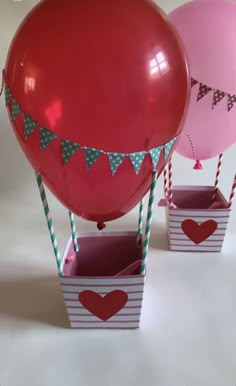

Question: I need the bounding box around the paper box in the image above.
[158,186,231,252]
[59,231,145,329]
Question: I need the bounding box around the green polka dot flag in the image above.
[84,147,103,169]
[24,113,38,139]
[130,151,146,174]
[11,99,21,121]
[164,137,176,160]
[108,152,126,175]
[4,85,11,106]
[61,139,80,164]
[40,127,57,150]
[150,146,163,168]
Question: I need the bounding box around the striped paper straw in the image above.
[168,158,174,208]
[228,173,236,208]
[69,211,79,252]
[212,153,223,201]
[141,170,158,274]
[137,198,144,246]
[163,166,169,200]
[35,172,63,275]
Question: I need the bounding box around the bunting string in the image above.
[191,77,236,112]
[4,82,177,177]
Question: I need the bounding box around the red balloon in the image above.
[5,0,189,222]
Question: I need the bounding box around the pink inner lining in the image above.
[63,234,143,277]
[172,189,227,210]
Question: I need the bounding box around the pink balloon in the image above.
[169,0,236,161]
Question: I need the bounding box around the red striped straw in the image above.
[168,158,174,208]
[228,173,236,208]
[163,166,168,200]
[212,153,223,201]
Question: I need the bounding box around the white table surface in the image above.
[0,1,236,385]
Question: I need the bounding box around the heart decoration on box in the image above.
[181,219,217,244]
[79,290,128,321]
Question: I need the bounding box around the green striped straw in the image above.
[69,211,79,252]
[137,198,144,246]
[35,172,64,275]
[141,170,158,274]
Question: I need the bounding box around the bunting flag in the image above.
[108,152,126,175]
[197,83,212,101]
[61,139,80,164]
[150,146,162,168]
[164,137,176,160]
[129,151,146,173]
[5,85,11,106]
[4,83,178,175]
[191,77,236,112]
[24,113,38,139]
[84,147,103,169]
[191,78,197,88]
[227,94,236,112]
[212,90,225,109]
[40,127,57,150]
[11,99,21,121]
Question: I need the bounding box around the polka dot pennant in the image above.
[164,137,176,160]
[191,78,197,88]
[4,85,11,106]
[84,147,103,169]
[11,99,21,121]
[129,151,146,174]
[227,94,236,112]
[108,152,126,175]
[61,139,80,164]
[197,83,212,102]
[191,78,236,112]
[212,90,225,109]
[5,84,181,174]
[40,127,57,150]
[24,113,38,139]
[149,146,163,169]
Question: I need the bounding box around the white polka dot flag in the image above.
[84,147,103,169]
[212,90,225,109]
[4,85,11,106]
[24,113,38,139]
[164,137,176,160]
[40,127,57,150]
[108,152,126,175]
[61,139,80,164]
[150,146,163,168]
[227,94,236,112]
[11,99,21,121]
[191,78,198,88]
[197,83,212,101]
[130,151,146,173]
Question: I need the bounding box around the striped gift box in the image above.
[160,186,231,252]
[60,232,145,329]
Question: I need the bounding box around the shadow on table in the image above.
[150,223,169,251]
[0,276,69,328]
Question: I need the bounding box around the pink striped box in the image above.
[159,186,231,252]
[60,231,145,329]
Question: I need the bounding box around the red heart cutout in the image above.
[181,219,217,244]
[79,290,128,321]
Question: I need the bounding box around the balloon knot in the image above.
[193,160,203,170]
[97,222,106,231]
